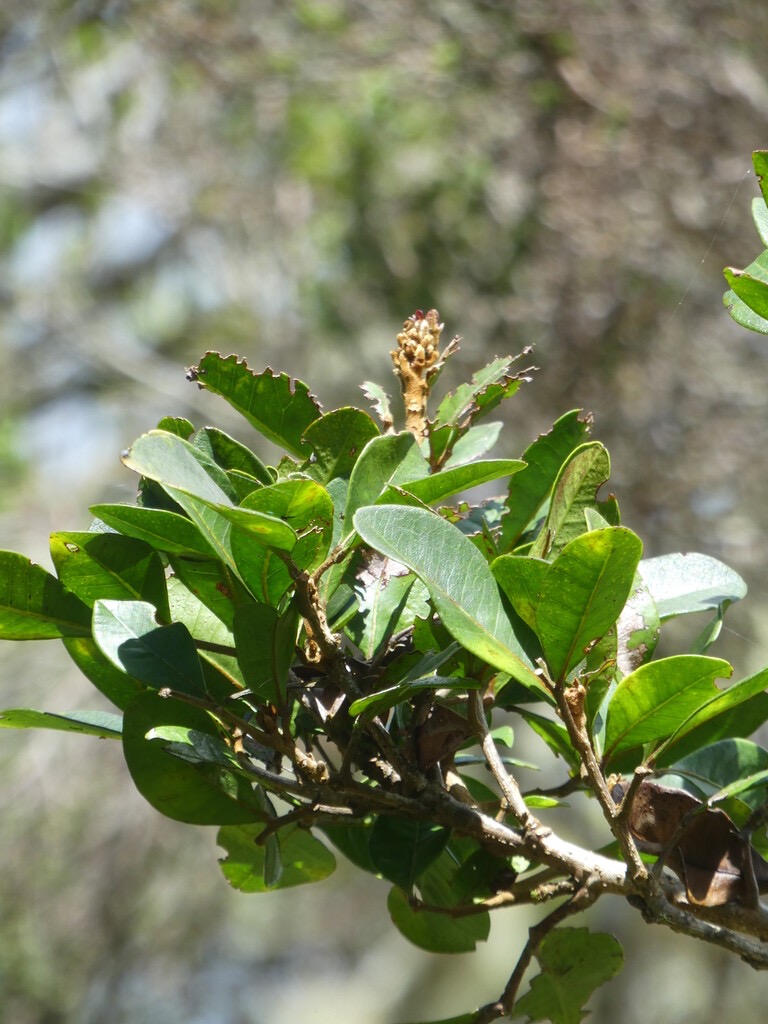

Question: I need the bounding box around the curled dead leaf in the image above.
[613,779,768,907]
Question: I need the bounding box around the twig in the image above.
[470,690,541,836]
[637,885,768,968]
[253,804,360,846]
[473,886,597,1023]
[551,670,647,883]
[408,877,578,919]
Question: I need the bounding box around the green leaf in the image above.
[146,724,242,770]
[0,708,122,738]
[534,528,642,681]
[93,599,206,696]
[616,571,660,674]
[189,353,322,457]
[192,425,272,486]
[753,196,768,247]
[496,529,641,681]
[442,422,503,467]
[724,262,768,320]
[0,551,91,639]
[218,821,336,891]
[354,505,543,695]
[500,410,591,550]
[516,708,579,769]
[322,819,378,874]
[492,555,549,631]
[398,459,525,506]
[50,532,170,620]
[302,406,380,482]
[661,738,768,810]
[360,380,393,429]
[241,479,334,561]
[723,287,768,335]
[348,675,480,719]
[368,817,451,889]
[638,552,747,619]
[753,150,768,205]
[655,664,768,765]
[122,691,262,824]
[157,415,194,438]
[63,637,145,709]
[344,433,430,529]
[708,769,768,808]
[167,556,243,629]
[346,553,430,661]
[123,432,298,589]
[232,601,299,702]
[225,517,299,606]
[603,655,732,763]
[530,442,617,559]
[513,927,623,1024]
[122,429,234,506]
[432,354,527,435]
[90,504,218,557]
[387,886,489,954]
[162,498,298,607]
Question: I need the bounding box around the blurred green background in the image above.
[3,1,768,1021]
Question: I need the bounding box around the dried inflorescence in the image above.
[393,308,443,373]
[391,308,444,439]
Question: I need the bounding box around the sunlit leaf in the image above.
[354,505,543,695]
[302,406,380,482]
[345,553,430,661]
[50,531,170,620]
[93,599,206,696]
[0,551,91,640]
[397,459,525,506]
[654,664,768,764]
[0,708,122,738]
[500,410,590,550]
[638,552,747,620]
[492,554,548,632]
[529,442,618,560]
[344,433,429,528]
[360,380,393,430]
[534,528,641,681]
[723,287,768,335]
[604,656,732,763]
[122,430,234,505]
[192,425,272,486]
[189,354,322,457]
[90,503,218,557]
[442,422,503,467]
[724,262,768,320]
[434,354,523,426]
